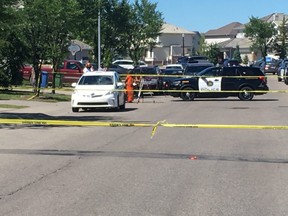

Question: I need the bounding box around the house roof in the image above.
[205,22,242,36]
[218,38,253,49]
[71,39,93,50]
[260,13,287,22]
[161,23,196,35]
[232,13,288,31]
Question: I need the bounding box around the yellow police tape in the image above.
[121,74,281,78]
[1,119,288,138]
[68,88,288,93]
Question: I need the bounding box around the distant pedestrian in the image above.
[83,62,93,73]
[99,63,107,71]
[125,70,134,103]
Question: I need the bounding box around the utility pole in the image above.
[182,34,185,56]
[98,0,101,69]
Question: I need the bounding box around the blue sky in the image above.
[146,0,288,33]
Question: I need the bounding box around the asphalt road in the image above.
[1,76,288,216]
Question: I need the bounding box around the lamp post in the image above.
[97,0,101,70]
[182,34,185,56]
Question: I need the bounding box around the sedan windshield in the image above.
[78,75,114,85]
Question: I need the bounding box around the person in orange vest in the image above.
[125,70,134,103]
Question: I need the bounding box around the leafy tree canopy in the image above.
[244,16,277,59]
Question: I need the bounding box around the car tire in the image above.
[284,75,288,85]
[120,99,126,110]
[114,96,120,111]
[180,87,196,101]
[238,86,254,101]
[72,107,79,112]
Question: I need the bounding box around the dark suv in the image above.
[184,62,214,76]
[132,66,162,93]
[169,66,269,101]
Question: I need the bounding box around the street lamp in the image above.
[97,5,101,69]
[182,34,185,56]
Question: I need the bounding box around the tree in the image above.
[19,0,81,95]
[275,17,288,59]
[77,0,132,67]
[197,33,207,56]
[100,0,132,66]
[244,16,277,62]
[44,0,82,94]
[205,43,220,65]
[233,45,242,63]
[242,54,249,65]
[76,0,164,67]
[0,0,26,88]
[127,0,164,65]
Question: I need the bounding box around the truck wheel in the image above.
[238,86,254,101]
[72,107,79,112]
[180,87,196,101]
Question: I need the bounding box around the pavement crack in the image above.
[0,159,76,199]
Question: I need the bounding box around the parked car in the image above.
[177,56,210,68]
[21,60,84,84]
[165,64,183,70]
[107,64,128,74]
[184,62,214,76]
[223,59,240,67]
[183,62,214,76]
[187,56,209,63]
[112,59,147,69]
[160,68,184,92]
[169,66,269,101]
[251,57,280,74]
[264,60,279,75]
[71,71,125,112]
[277,59,288,82]
[132,65,162,94]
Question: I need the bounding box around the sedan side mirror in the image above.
[117,82,124,88]
[71,83,77,87]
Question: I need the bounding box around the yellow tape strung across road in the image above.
[120,74,277,78]
[71,88,288,93]
[0,119,153,127]
[1,118,288,138]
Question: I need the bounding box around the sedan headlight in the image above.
[105,91,115,96]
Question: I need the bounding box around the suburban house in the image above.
[205,22,243,45]
[145,23,201,64]
[205,22,253,61]
[205,13,288,63]
[69,23,200,65]
[67,39,93,62]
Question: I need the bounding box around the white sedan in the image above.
[71,71,126,112]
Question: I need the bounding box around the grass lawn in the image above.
[0,104,29,109]
[0,89,71,102]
